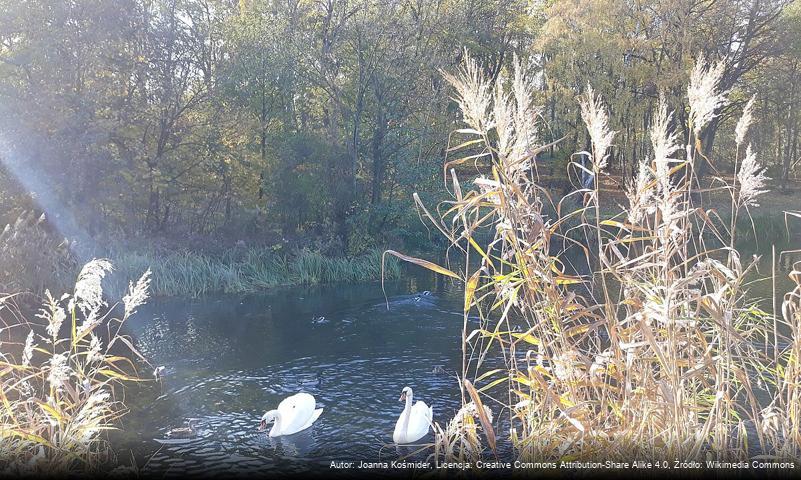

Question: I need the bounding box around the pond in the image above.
[112,250,799,476]
[114,274,470,476]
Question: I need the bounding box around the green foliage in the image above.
[1,0,793,253]
[103,247,400,298]
[0,211,399,297]
[0,0,537,250]
[268,133,338,234]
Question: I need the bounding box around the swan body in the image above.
[393,386,433,444]
[260,393,323,437]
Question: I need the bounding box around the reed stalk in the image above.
[390,54,801,464]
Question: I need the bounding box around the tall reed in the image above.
[0,260,150,474]
[390,55,801,463]
[105,247,400,297]
[0,222,400,299]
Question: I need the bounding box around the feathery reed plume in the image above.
[687,57,728,137]
[46,352,71,391]
[122,269,151,317]
[38,290,67,340]
[21,330,35,366]
[0,212,77,293]
[650,96,682,225]
[432,402,493,464]
[441,54,492,134]
[0,260,150,474]
[493,73,515,159]
[626,159,654,224]
[651,97,681,170]
[736,144,769,208]
[579,84,615,172]
[71,259,113,317]
[735,95,756,147]
[511,57,540,160]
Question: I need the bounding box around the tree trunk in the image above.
[371,93,387,205]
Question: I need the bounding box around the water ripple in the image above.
[118,281,468,476]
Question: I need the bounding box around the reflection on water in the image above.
[115,277,468,476]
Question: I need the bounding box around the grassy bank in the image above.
[0,217,401,298]
[103,247,401,298]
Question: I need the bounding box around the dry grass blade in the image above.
[463,379,497,456]
[382,250,459,279]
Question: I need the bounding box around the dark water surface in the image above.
[115,276,469,476]
[111,248,800,476]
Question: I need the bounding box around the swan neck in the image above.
[269,410,281,436]
[401,393,413,438]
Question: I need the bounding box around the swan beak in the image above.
[399,393,406,402]
[258,419,267,431]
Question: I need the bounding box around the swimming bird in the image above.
[393,386,433,444]
[259,392,323,437]
[167,419,198,439]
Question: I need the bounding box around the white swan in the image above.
[393,386,433,444]
[259,392,323,437]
